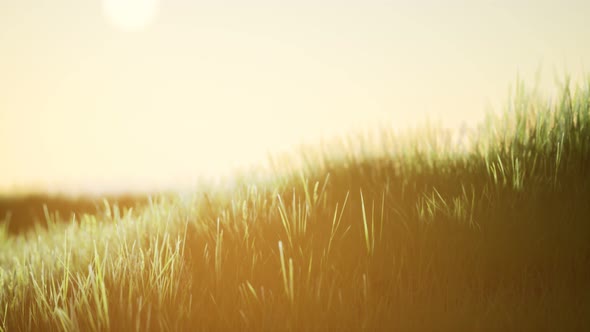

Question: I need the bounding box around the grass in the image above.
[1,76,590,331]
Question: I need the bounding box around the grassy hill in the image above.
[1,78,590,331]
[0,194,149,235]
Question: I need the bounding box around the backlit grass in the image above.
[1,77,590,331]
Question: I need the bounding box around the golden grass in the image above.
[1,77,590,331]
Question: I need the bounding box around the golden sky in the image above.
[1,0,589,194]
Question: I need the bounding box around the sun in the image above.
[102,0,159,31]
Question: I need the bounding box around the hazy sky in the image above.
[1,0,589,194]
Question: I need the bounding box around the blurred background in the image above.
[1,0,589,195]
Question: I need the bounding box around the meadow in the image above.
[1,78,589,331]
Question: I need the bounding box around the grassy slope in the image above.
[0,194,149,235]
[1,79,590,331]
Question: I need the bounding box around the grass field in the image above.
[1,77,590,331]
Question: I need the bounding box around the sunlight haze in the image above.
[1,0,589,194]
[102,0,159,31]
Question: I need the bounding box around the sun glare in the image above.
[102,0,159,31]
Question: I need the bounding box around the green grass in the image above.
[1,76,590,331]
